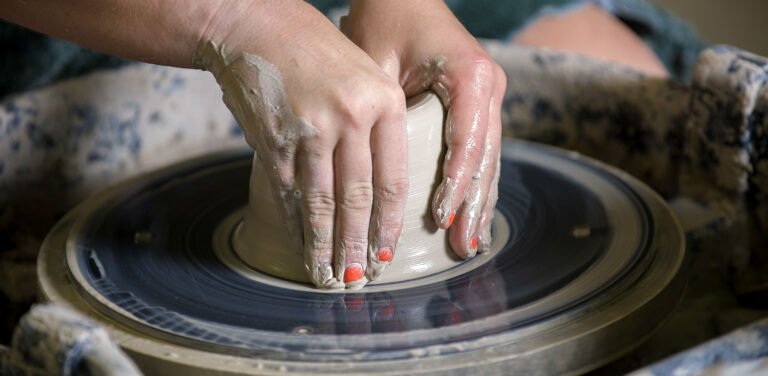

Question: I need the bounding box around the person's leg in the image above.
[441,0,706,81]
[514,3,668,76]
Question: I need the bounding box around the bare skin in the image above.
[2,0,668,289]
[514,4,669,77]
[343,0,506,262]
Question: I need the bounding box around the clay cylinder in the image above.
[233,92,460,284]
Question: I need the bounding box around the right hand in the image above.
[196,1,408,289]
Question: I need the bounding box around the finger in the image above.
[335,134,374,289]
[367,97,408,281]
[432,61,494,229]
[478,159,500,253]
[478,69,506,253]
[450,67,505,256]
[298,142,343,289]
[447,174,482,258]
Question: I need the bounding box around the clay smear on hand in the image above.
[195,40,344,289]
[414,55,451,108]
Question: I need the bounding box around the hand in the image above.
[342,0,506,259]
[196,1,408,289]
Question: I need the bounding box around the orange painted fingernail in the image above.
[471,237,478,251]
[448,212,455,226]
[344,263,364,283]
[377,248,393,263]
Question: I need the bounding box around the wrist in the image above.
[348,0,446,17]
[195,0,330,72]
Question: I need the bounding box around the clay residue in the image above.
[416,55,451,108]
[306,263,344,290]
[434,176,458,225]
[478,161,500,253]
[462,176,482,257]
[196,40,343,288]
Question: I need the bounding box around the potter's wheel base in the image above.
[38,141,685,375]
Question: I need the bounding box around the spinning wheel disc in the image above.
[39,140,685,375]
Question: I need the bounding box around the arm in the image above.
[2,0,219,67]
[2,0,411,290]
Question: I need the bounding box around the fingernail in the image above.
[465,236,478,258]
[344,263,364,283]
[377,247,393,263]
[448,212,456,226]
[366,245,387,281]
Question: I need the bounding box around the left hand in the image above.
[341,0,506,268]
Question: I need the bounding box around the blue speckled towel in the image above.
[0,0,704,99]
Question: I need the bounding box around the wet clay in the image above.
[234,92,462,285]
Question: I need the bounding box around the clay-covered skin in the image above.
[343,0,507,259]
[196,1,409,289]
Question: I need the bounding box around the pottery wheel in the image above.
[37,140,685,375]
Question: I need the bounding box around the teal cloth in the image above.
[0,23,126,99]
[0,0,705,99]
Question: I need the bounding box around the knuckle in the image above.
[335,80,403,130]
[376,178,409,203]
[274,143,296,161]
[274,163,294,184]
[380,81,406,107]
[303,118,327,134]
[334,91,375,131]
[304,191,335,218]
[301,140,330,159]
[340,236,369,261]
[339,235,369,251]
[384,97,406,122]
[338,110,368,133]
[375,216,403,240]
[340,182,374,211]
[307,237,334,256]
[303,123,337,148]
[473,58,496,78]
[459,56,495,84]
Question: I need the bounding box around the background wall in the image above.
[649,0,767,56]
